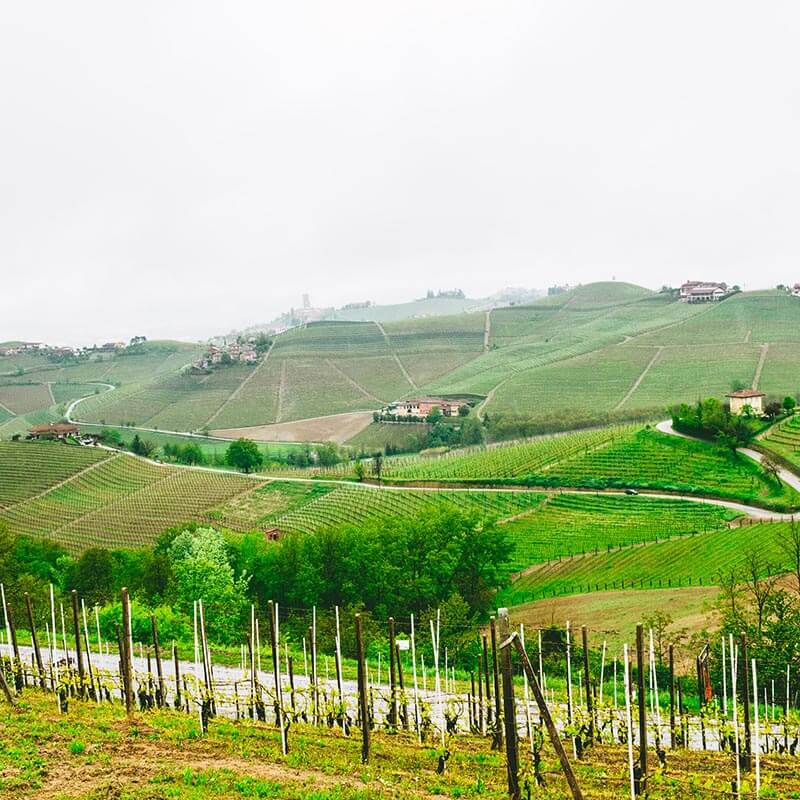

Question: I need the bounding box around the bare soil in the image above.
[211,411,374,444]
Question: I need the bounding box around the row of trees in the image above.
[0,508,512,650]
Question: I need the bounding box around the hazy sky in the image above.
[2,2,799,345]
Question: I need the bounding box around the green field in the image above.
[0,438,753,578]
[5,286,800,442]
[74,424,307,463]
[382,425,798,509]
[501,516,793,606]
[760,414,800,470]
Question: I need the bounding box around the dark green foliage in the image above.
[225,438,263,473]
[249,509,512,618]
[671,397,758,451]
[69,548,115,607]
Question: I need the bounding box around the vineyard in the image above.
[760,415,800,470]
[500,492,736,570]
[382,427,624,481]
[380,426,798,510]
[3,590,800,800]
[0,444,263,551]
[0,442,112,508]
[501,517,794,606]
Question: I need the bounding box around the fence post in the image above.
[173,641,182,711]
[120,588,134,716]
[497,609,520,800]
[24,593,46,690]
[490,617,503,748]
[396,643,409,730]
[668,644,676,749]
[741,633,752,771]
[581,625,594,743]
[388,617,398,728]
[70,590,85,698]
[482,634,492,729]
[636,624,648,792]
[355,613,370,763]
[505,623,585,800]
[151,614,165,708]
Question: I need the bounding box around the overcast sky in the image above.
[2,2,799,345]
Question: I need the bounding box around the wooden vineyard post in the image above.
[288,656,296,717]
[470,671,477,732]
[355,613,370,764]
[695,656,706,750]
[497,610,520,800]
[668,644,676,749]
[267,601,287,755]
[24,593,46,690]
[490,617,503,747]
[388,617,398,728]
[504,621,585,800]
[482,635,492,729]
[741,633,752,771]
[0,662,16,707]
[396,643,409,730]
[581,625,594,743]
[173,641,182,711]
[635,624,647,793]
[120,588,134,716]
[70,590,85,698]
[5,603,23,691]
[151,614,165,708]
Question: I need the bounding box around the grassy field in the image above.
[500,517,795,606]
[509,584,720,660]
[760,414,800,469]
[7,286,800,441]
[382,424,798,509]
[0,439,750,581]
[75,424,307,462]
[344,420,429,452]
[499,492,737,570]
[8,690,798,800]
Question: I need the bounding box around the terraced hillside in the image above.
[501,516,795,607]
[5,285,799,442]
[383,425,799,510]
[0,341,202,439]
[760,414,800,470]
[5,286,800,445]
[0,440,749,583]
[0,442,261,551]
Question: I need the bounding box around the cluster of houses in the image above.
[0,339,141,359]
[383,396,463,419]
[0,341,51,357]
[678,281,731,303]
[195,339,259,369]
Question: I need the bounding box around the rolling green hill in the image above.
[0,438,748,568]
[4,285,800,443]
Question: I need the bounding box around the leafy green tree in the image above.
[69,548,116,607]
[225,438,263,473]
[315,441,340,467]
[169,527,248,642]
[427,406,443,424]
[783,396,797,414]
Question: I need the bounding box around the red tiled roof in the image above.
[725,389,765,398]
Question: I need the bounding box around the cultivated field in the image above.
[7,286,800,442]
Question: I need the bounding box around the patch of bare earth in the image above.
[508,586,720,668]
[211,411,374,444]
[32,725,362,800]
